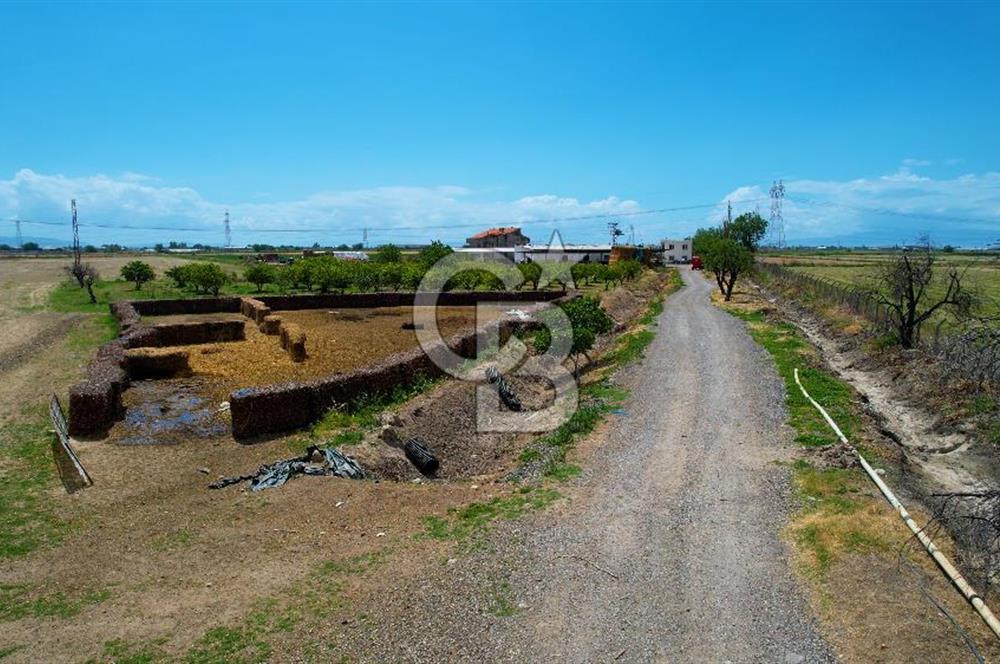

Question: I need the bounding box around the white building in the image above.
[661,238,692,263]
[454,244,612,264]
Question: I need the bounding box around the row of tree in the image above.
[81,239,647,302]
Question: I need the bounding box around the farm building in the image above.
[465,227,530,248]
[455,244,613,264]
[661,237,692,263]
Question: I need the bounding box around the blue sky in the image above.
[1,1,998,248]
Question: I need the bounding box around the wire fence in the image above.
[754,261,893,330]
[755,261,1000,398]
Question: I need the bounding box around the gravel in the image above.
[337,269,837,663]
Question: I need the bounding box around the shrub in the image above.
[120,260,155,290]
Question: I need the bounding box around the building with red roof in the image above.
[464,226,530,248]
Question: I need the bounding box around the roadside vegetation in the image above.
[714,277,1000,663]
[761,249,1000,319]
[756,246,1000,450]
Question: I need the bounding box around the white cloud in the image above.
[0,169,641,246]
[717,165,1000,246]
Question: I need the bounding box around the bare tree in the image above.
[82,264,100,304]
[871,237,974,348]
[66,262,87,288]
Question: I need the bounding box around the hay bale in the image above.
[69,380,118,437]
[230,381,320,440]
[288,328,307,362]
[110,302,142,330]
[121,324,160,348]
[126,348,191,378]
[278,322,306,360]
[259,315,282,335]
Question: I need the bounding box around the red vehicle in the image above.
[691,255,702,270]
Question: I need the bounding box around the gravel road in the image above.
[341,269,836,663]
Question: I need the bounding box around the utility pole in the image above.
[362,228,369,248]
[769,179,786,248]
[628,224,635,245]
[608,220,623,246]
[14,218,22,249]
[224,209,232,249]
[71,199,81,272]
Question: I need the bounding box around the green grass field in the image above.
[761,252,1000,316]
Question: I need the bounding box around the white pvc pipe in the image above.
[793,367,1000,640]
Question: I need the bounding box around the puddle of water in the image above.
[117,379,228,445]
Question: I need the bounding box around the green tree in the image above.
[535,296,613,376]
[618,259,642,281]
[22,241,40,251]
[727,211,769,252]
[370,243,402,263]
[378,262,405,291]
[694,211,768,302]
[187,263,228,295]
[164,265,192,288]
[352,262,380,291]
[401,263,425,290]
[120,260,155,290]
[244,263,276,293]
[701,237,752,301]
[517,261,543,290]
[419,240,453,267]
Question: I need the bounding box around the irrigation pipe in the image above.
[793,367,1000,640]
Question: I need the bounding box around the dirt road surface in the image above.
[340,269,835,662]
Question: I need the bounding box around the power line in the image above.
[5,199,756,236]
